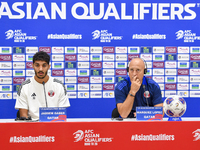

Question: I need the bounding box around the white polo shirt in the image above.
[15,76,70,120]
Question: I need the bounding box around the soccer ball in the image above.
[163,95,187,117]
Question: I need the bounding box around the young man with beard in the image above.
[15,51,70,120]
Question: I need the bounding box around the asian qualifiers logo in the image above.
[5,29,37,42]
[92,30,122,43]
[193,129,200,141]
[73,129,113,146]
[175,30,200,43]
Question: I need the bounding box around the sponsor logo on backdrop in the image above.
[190,91,200,97]
[165,69,176,75]
[165,47,177,53]
[78,47,89,53]
[178,62,189,68]
[0,93,12,99]
[26,70,34,76]
[0,47,12,53]
[78,77,89,83]
[0,55,12,61]
[178,69,189,75]
[190,84,200,90]
[65,62,76,69]
[103,77,114,83]
[115,77,125,83]
[65,55,77,61]
[52,47,64,53]
[78,55,89,61]
[0,78,12,84]
[115,69,127,75]
[73,129,113,146]
[190,69,200,75]
[26,47,38,53]
[132,33,166,39]
[165,91,176,96]
[141,47,152,53]
[103,62,114,68]
[52,55,64,61]
[165,84,176,90]
[90,69,102,76]
[128,47,140,53]
[165,62,176,68]
[13,77,25,84]
[177,84,189,90]
[90,92,102,98]
[52,70,64,76]
[153,76,164,83]
[128,54,140,61]
[103,91,114,98]
[115,47,127,53]
[0,85,11,91]
[190,54,200,60]
[90,77,102,83]
[165,54,177,61]
[52,62,64,69]
[116,55,127,61]
[65,77,77,83]
[153,62,164,68]
[103,54,114,61]
[13,47,25,53]
[158,84,164,90]
[13,62,25,69]
[178,54,189,60]
[166,76,176,82]
[13,55,25,61]
[13,85,20,92]
[146,62,152,68]
[176,30,200,43]
[39,47,51,53]
[190,47,200,53]
[0,62,12,69]
[153,69,164,75]
[92,30,122,43]
[178,91,188,97]
[103,47,114,53]
[5,29,37,42]
[103,84,114,90]
[90,62,102,68]
[90,47,102,53]
[192,129,200,141]
[13,70,25,76]
[91,55,102,61]
[47,33,82,39]
[66,84,76,91]
[140,54,152,61]
[78,62,89,68]
[78,92,89,98]
[178,47,189,53]
[78,84,89,90]
[67,92,76,98]
[103,69,114,75]
[153,54,164,61]
[0,70,12,76]
[90,84,102,90]
[65,47,76,53]
[190,62,200,68]
[178,76,189,82]
[78,70,89,76]
[190,76,200,82]
[26,62,33,69]
[153,47,164,53]
[65,70,76,76]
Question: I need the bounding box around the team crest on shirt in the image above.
[31,93,36,100]
[48,90,55,97]
[144,91,150,98]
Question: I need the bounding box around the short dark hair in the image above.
[33,51,50,64]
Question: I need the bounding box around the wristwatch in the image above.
[129,93,135,97]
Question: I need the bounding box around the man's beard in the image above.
[35,70,48,79]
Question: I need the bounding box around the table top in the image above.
[0,117,200,123]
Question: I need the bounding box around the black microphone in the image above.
[42,81,48,107]
[143,84,149,107]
